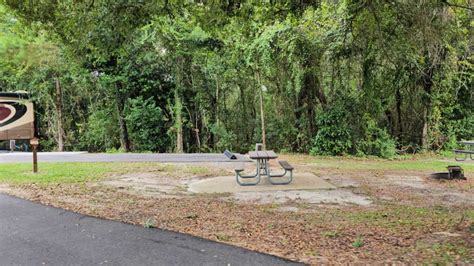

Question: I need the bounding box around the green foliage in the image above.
[351,236,364,248]
[125,97,169,152]
[81,108,120,152]
[310,108,352,156]
[356,116,397,159]
[143,218,156,229]
[447,115,474,148]
[1,1,472,156]
[209,123,236,152]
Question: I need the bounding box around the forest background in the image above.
[0,0,472,158]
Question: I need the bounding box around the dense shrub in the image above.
[356,117,397,159]
[310,108,352,156]
[81,108,120,152]
[209,123,237,152]
[125,97,169,152]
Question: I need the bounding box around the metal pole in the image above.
[256,71,266,150]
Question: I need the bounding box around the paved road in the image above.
[0,152,251,164]
[0,194,299,265]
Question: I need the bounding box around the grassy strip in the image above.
[0,163,115,184]
[0,162,219,184]
[0,155,472,185]
[346,206,473,231]
[304,158,474,172]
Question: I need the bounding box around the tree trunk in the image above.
[174,58,184,153]
[420,47,446,150]
[421,107,429,150]
[421,58,434,151]
[194,125,201,151]
[214,74,220,148]
[174,89,184,153]
[239,84,249,144]
[215,74,220,127]
[395,87,403,137]
[55,77,64,152]
[256,70,266,150]
[115,86,131,152]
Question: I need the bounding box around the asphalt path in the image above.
[0,194,300,265]
[0,152,251,164]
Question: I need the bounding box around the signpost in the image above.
[0,92,37,172]
[30,137,39,173]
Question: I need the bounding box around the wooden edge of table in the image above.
[248,150,278,159]
[266,150,278,158]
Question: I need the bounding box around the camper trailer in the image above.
[0,92,35,142]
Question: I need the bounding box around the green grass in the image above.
[0,161,225,185]
[0,163,115,184]
[143,218,157,228]
[345,206,472,232]
[463,210,474,221]
[305,157,474,172]
[322,230,340,238]
[423,240,472,264]
[352,236,364,248]
[1,155,472,185]
[186,166,210,175]
[215,232,231,242]
[304,206,472,235]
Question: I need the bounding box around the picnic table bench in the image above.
[454,140,474,161]
[235,150,294,186]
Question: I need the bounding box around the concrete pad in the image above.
[188,172,336,193]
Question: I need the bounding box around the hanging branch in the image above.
[441,0,473,10]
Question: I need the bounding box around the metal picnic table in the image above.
[249,150,278,176]
[454,140,474,161]
[235,150,294,186]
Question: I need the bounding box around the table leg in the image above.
[265,159,269,176]
[257,159,261,179]
[259,159,268,175]
[455,152,467,161]
[455,145,467,161]
[236,160,260,186]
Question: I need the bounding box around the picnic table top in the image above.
[459,140,474,145]
[248,150,278,159]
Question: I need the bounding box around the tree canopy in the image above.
[0,0,472,156]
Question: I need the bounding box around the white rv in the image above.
[0,92,35,141]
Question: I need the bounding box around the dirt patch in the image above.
[352,172,474,207]
[230,189,372,205]
[0,184,12,193]
[93,162,474,210]
[95,163,231,197]
[385,175,427,189]
[98,171,371,206]
[99,172,187,197]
